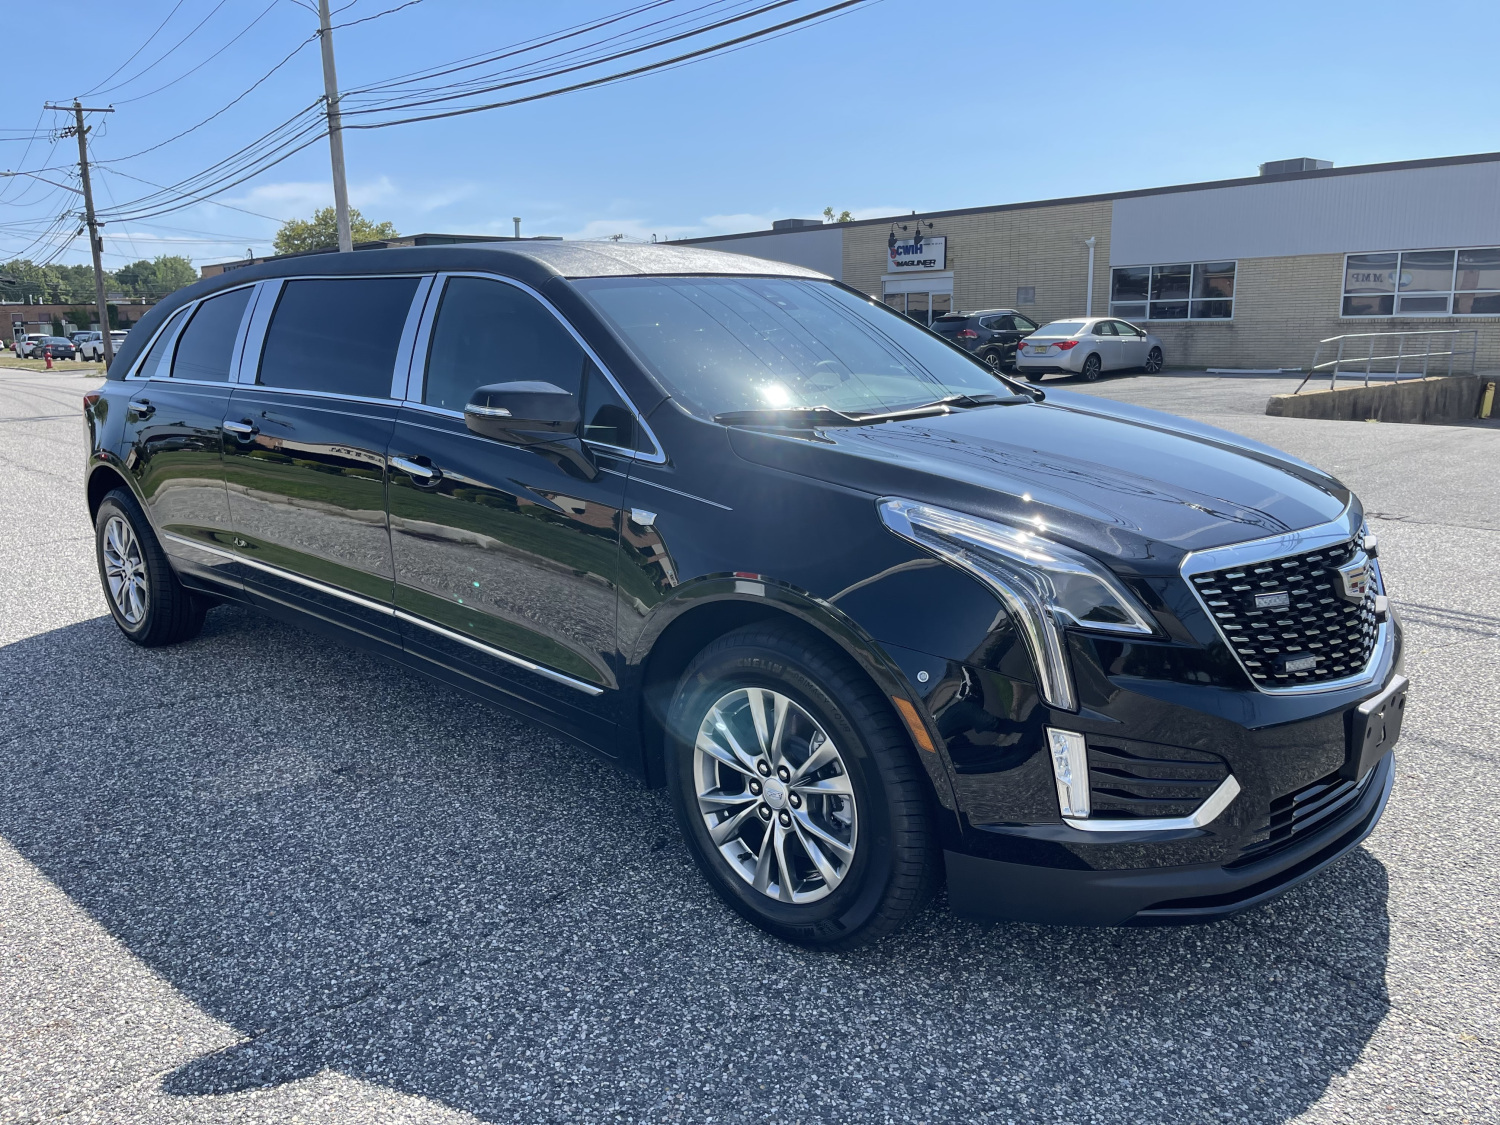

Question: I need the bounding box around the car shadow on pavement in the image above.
[0,606,1392,1124]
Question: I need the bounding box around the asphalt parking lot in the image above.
[1,366,1497,1124]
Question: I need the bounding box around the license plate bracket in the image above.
[1345,674,1407,779]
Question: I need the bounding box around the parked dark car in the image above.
[931,308,1039,370]
[82,243,1404,949]
[38,336,77,359]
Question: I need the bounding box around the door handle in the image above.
[222,419,258,436]
[390,455,441,482]
[128,399,155,420]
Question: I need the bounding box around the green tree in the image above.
[64,306,96,331]
[823,206,853,223]
[273,207,399,255]
[112,255,196,299]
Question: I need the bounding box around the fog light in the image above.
[1046,728,1090,820]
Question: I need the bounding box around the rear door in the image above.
[1089,319,1121,368]
[387,273,641,750]
[120,286,255,591]
[221,274,428,649]
[1113,320,1147,367]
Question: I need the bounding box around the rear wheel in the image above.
[1143,346,1163,373]
[665,623,939,949]
[1080,353,1103,382]
[979,348,1004,371]
[94,488,207,646]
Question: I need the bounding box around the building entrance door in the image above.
[881,289,951,326]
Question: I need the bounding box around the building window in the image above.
[1343,247,1500,317]
[1110,262,1235,321]
[1015,286,1035,305]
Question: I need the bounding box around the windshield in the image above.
[1034,321,1085,336]
[574,276,1011,418]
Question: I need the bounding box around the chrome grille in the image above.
[1189,538,1380,688]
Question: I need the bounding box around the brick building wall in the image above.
[1130,252,1500,372]
[840,200,1113,326]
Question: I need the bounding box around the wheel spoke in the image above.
[708,802,760,846]
[768,693,789,766]
[790,737,838,782]
[695,732,755,777]
[790,773,853,797]
[711,712,757,770]
[751,823,778,893]
[697,789,758,810]
[792,808,853,862]
[745,687,771,756]
[771,822,795,901]
[790,818,841,888]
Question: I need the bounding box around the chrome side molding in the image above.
[160,533,604,696]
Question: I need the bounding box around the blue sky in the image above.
[5,0,1497,270]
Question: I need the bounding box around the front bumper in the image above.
[946,748,1394,925]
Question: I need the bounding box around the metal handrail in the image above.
[1298,328,1480,392]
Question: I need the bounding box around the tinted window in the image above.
[259,278,418,397]
[580,365,641,450]
[172,288,251,381]
[576,276,1011,420]
[423,277,588,411]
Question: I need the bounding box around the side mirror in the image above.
[463,380,580,441]
[463,380,597,481]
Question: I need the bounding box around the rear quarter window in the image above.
[258,277,419,398]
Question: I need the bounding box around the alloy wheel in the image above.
[692,686,858,903]
[1145,347,1163,373]
[983,352,1002,369]
[102,515,148,625]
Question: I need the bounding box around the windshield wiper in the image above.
[714,392,1031,428]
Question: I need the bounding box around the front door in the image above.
[387,275,632,749]
[222,276,423,648]
[121,286,254,590]
[1113,320,1147,367]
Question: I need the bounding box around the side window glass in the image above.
[171,288,252,381]
[1092,321,1116,336]
[1115,321,1140,336]
[423,277,587,412]
[133,307,191,379]
[580,363,639,450]
[994,315,1017,331]
[259,278,419,397]
[1015,315,1039,333]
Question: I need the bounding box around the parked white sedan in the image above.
[1014,317,1163,382]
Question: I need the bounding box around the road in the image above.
[1,365,1496,1124]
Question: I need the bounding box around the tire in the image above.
[979,348,1004,371]
[665,623,939,949]
[1080,353,1102,382]
[1143,346,1163,374]
[94,488,207,646]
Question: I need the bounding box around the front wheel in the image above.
[1080,352,1103,382]
[1143,346,1163,373]
[94,488,207,646]
[665,624,939,949]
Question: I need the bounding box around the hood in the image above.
[727,390,1351,573]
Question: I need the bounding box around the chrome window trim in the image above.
[227,281,267,383]
[391,275,435,400]
[161,532,604,696]
[1179,502,1390,696]
[410,271,666,464]
[154,282,262,384]
[225,381,403,411]
[121,289,231,380]
[234,277,282,384]
[1064,775,1241,834]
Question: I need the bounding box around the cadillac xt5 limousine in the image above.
[82,242,1406,948]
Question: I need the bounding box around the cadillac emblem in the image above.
[1336,555,1374,603]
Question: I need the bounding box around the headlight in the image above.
[878,498,1158,712]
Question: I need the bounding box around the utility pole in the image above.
[46,101,115,365]
[317,0,352,253]
[513,217,521,239]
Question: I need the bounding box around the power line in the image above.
[81,0,190,97]
[99,165,294,223]
[86,0,234,100]
[114,1,283,105]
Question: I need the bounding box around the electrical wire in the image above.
[113,1,283,106]
[99,166,293,223]
[86,0,234,100]
[81,0,190,97]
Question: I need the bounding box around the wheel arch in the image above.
[629,578,956,814]
[86,458,138,520]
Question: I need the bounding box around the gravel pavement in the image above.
[1,365,1496,1124]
